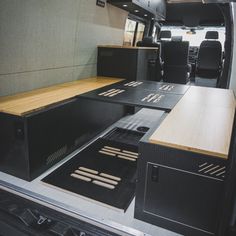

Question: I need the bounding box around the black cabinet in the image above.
[145,163,223,233]
[135,141,227,236]
[97,46,159,81]
[107,0,166,20]
[0,98,125,181]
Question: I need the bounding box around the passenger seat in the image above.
[195,31,222,87]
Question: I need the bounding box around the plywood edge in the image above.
[41,181,125,212]
[149,138,228,160]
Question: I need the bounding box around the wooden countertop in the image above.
[149,86,236,159]
[0,76,123,116]
[98,45,159,50]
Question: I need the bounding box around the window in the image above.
[135,23,145,45]
[123,18,145,46]
[160,26,225,47]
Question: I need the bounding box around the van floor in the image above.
[0,148,180,236]
[0,111,181,236]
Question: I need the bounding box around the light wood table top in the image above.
[0,76,123,116]
[149,86,236,159]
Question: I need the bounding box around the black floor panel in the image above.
[42,133,142,211]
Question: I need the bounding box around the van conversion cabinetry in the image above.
[135,86,236,236]
[0,77,125,181]
[97,45,160,82]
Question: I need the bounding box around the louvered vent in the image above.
[198,162,226,179]
[46,145,67,165]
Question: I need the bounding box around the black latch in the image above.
[151,165,159,182]
[14,122,25,140]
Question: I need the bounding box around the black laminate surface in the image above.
[43,129,144,211]
[79,80,188,112]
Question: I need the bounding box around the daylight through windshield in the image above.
[160,26,225,47]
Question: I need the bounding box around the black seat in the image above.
[162,40,191,84]
[158,30,173,68]
[136,36,159,47]
[136,36,162,81]
[171,36,183,42]
[159,31,172,41]
[195,31,222,87]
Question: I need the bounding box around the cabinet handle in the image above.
[151,165,159,182]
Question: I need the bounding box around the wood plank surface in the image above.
[149,86,236,159]
[0,76,123,116]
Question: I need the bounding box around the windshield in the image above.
[160,26,225,47]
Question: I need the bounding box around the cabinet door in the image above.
[144,163,224,234]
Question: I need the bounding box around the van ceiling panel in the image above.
[163,3,225,27]
[107,0,166,20]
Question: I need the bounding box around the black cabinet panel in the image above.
[135,141,227,236]
[144,163,223,233]
[0,99,125,181]
[107,0,166,20]
[97,47,159,82]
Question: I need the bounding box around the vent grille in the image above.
[98,145,138,162]
[159,84,175,91]
[141,93,165,103]
[98,89,125,97]
[46,145,67,165]
[70,166,121,190]
[124,81,143,87]
[198,162,226,179]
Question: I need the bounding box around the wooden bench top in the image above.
[149,86,236,159]
[0,76,123,116]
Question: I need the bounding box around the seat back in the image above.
[196,31,222,78]
[136,36,159,47]
[136,36,162,82]
[159,30,172,41]
[162,40,190,84]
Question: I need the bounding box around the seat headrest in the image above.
[171,36,183,41]
[160,30,172,39]
[142,36,154,44]
[205,31,219,40]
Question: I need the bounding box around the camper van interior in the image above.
[0,0,236,236]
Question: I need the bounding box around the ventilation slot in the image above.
[198,162,226,179]
[141,93,165,103]
[46,145,67,165]
[98,145,138,162]
[70,166,121,190]
[124,81,143,87]
[98,89,125,97]
[159,84,175,91]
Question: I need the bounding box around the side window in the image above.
[135,23,145,45]
[123,18,145,46]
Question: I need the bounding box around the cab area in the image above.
[124,2,231,88]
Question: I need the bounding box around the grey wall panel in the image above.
[0,0,128,96]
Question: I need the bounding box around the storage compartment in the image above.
[97,46,159,81]
[42,128,145,211]
[135,142,227,236]
[0,98,126,181]
[107,0,166,20]
[144,163,223,233]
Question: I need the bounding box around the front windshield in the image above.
[160,26,225,47]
